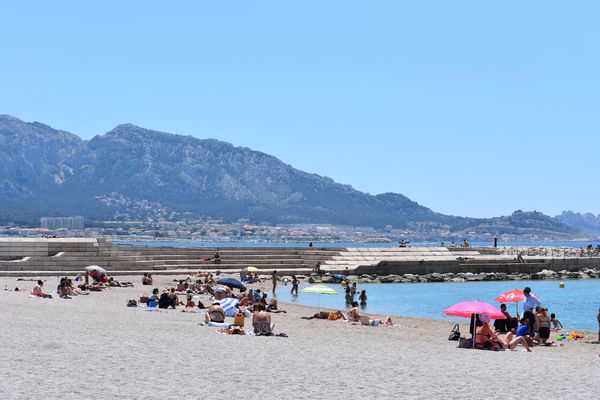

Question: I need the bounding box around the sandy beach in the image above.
[1,274,599,400]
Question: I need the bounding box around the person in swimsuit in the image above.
[204,302,226,323]
[550,313,563,330]
[500,329,532,352]
[291,275,299,296]
[271,270,279,295]
[252,303,274,334]
[347,302,360,322]
[359,290,367,308]
[536,308,551,345]
[475,315,504,350]
[31,280,52,298]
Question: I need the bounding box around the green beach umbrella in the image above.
[302,285,338,311]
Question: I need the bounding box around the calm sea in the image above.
[275,280,600,332]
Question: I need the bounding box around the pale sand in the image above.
[1,274,599,400]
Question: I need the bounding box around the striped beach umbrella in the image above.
[219,297,240,317]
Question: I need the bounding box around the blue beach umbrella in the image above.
[218,278,246,291]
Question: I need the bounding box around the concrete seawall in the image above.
[1,238,599,277]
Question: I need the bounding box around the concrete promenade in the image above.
[1,238,599,276]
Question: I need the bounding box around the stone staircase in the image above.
[0,238,343,275]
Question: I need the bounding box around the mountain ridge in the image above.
[0,115,582,238]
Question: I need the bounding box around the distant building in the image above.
[40,216,84,230]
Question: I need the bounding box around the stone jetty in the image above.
[1,238,600,282]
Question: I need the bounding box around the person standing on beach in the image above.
[291,275,299,296]
[271,270,279,295]
[523,287,541,313]
[597,307,600,342]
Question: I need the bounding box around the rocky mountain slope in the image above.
[0,115,581,238]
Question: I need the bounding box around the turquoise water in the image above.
[275,280,600,331]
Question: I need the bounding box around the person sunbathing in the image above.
[204,302,226,323]
[31,280,52,298]
[252,303,274,334]
[475,315,504,350]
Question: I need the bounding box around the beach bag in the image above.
[127,299,138,307]
[448,324,460,341]
[139,294,149,304]
[234,312,245,328]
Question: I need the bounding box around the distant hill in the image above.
[0,115,581,238]
[556,211,600,236]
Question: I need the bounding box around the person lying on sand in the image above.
[360,315,394,326]
[107,277,134,287]
[31,280,52,298]
[302,311,347,320]
[218,325,246,335]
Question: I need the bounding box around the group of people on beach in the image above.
[473,286,581,352]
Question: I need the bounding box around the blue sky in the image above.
[1,1,599,218]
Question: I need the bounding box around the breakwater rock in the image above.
[303,268,600,284]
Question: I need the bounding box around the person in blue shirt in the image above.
[523,287,542,312]
[516,318,534,348]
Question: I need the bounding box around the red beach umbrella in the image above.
[495,289,540,316]
[495,289,539,303]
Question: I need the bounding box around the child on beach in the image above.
[550,313,563,330]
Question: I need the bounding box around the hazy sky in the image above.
[1,1,598,218]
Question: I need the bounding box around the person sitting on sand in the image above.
[176,280,186,292]
[516,318,535,347]
[31,280,52,298]
[347,302,361,322]
[500,328,532,352]
[142,273,153,285]
[475,315,504,350]
[185,294,195,309]
[205,301,226,323]
[252,303,274,334]
[213,252,221,264]
[266,298,287,313]
[57,278,72,299]
[550,313,563,330]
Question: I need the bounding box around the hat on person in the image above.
[479,314,490,323]
[213,301,220,305]
[523,287,531,293]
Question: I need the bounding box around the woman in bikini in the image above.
[475,315,504,350]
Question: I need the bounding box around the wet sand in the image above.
[1,274,599,400]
